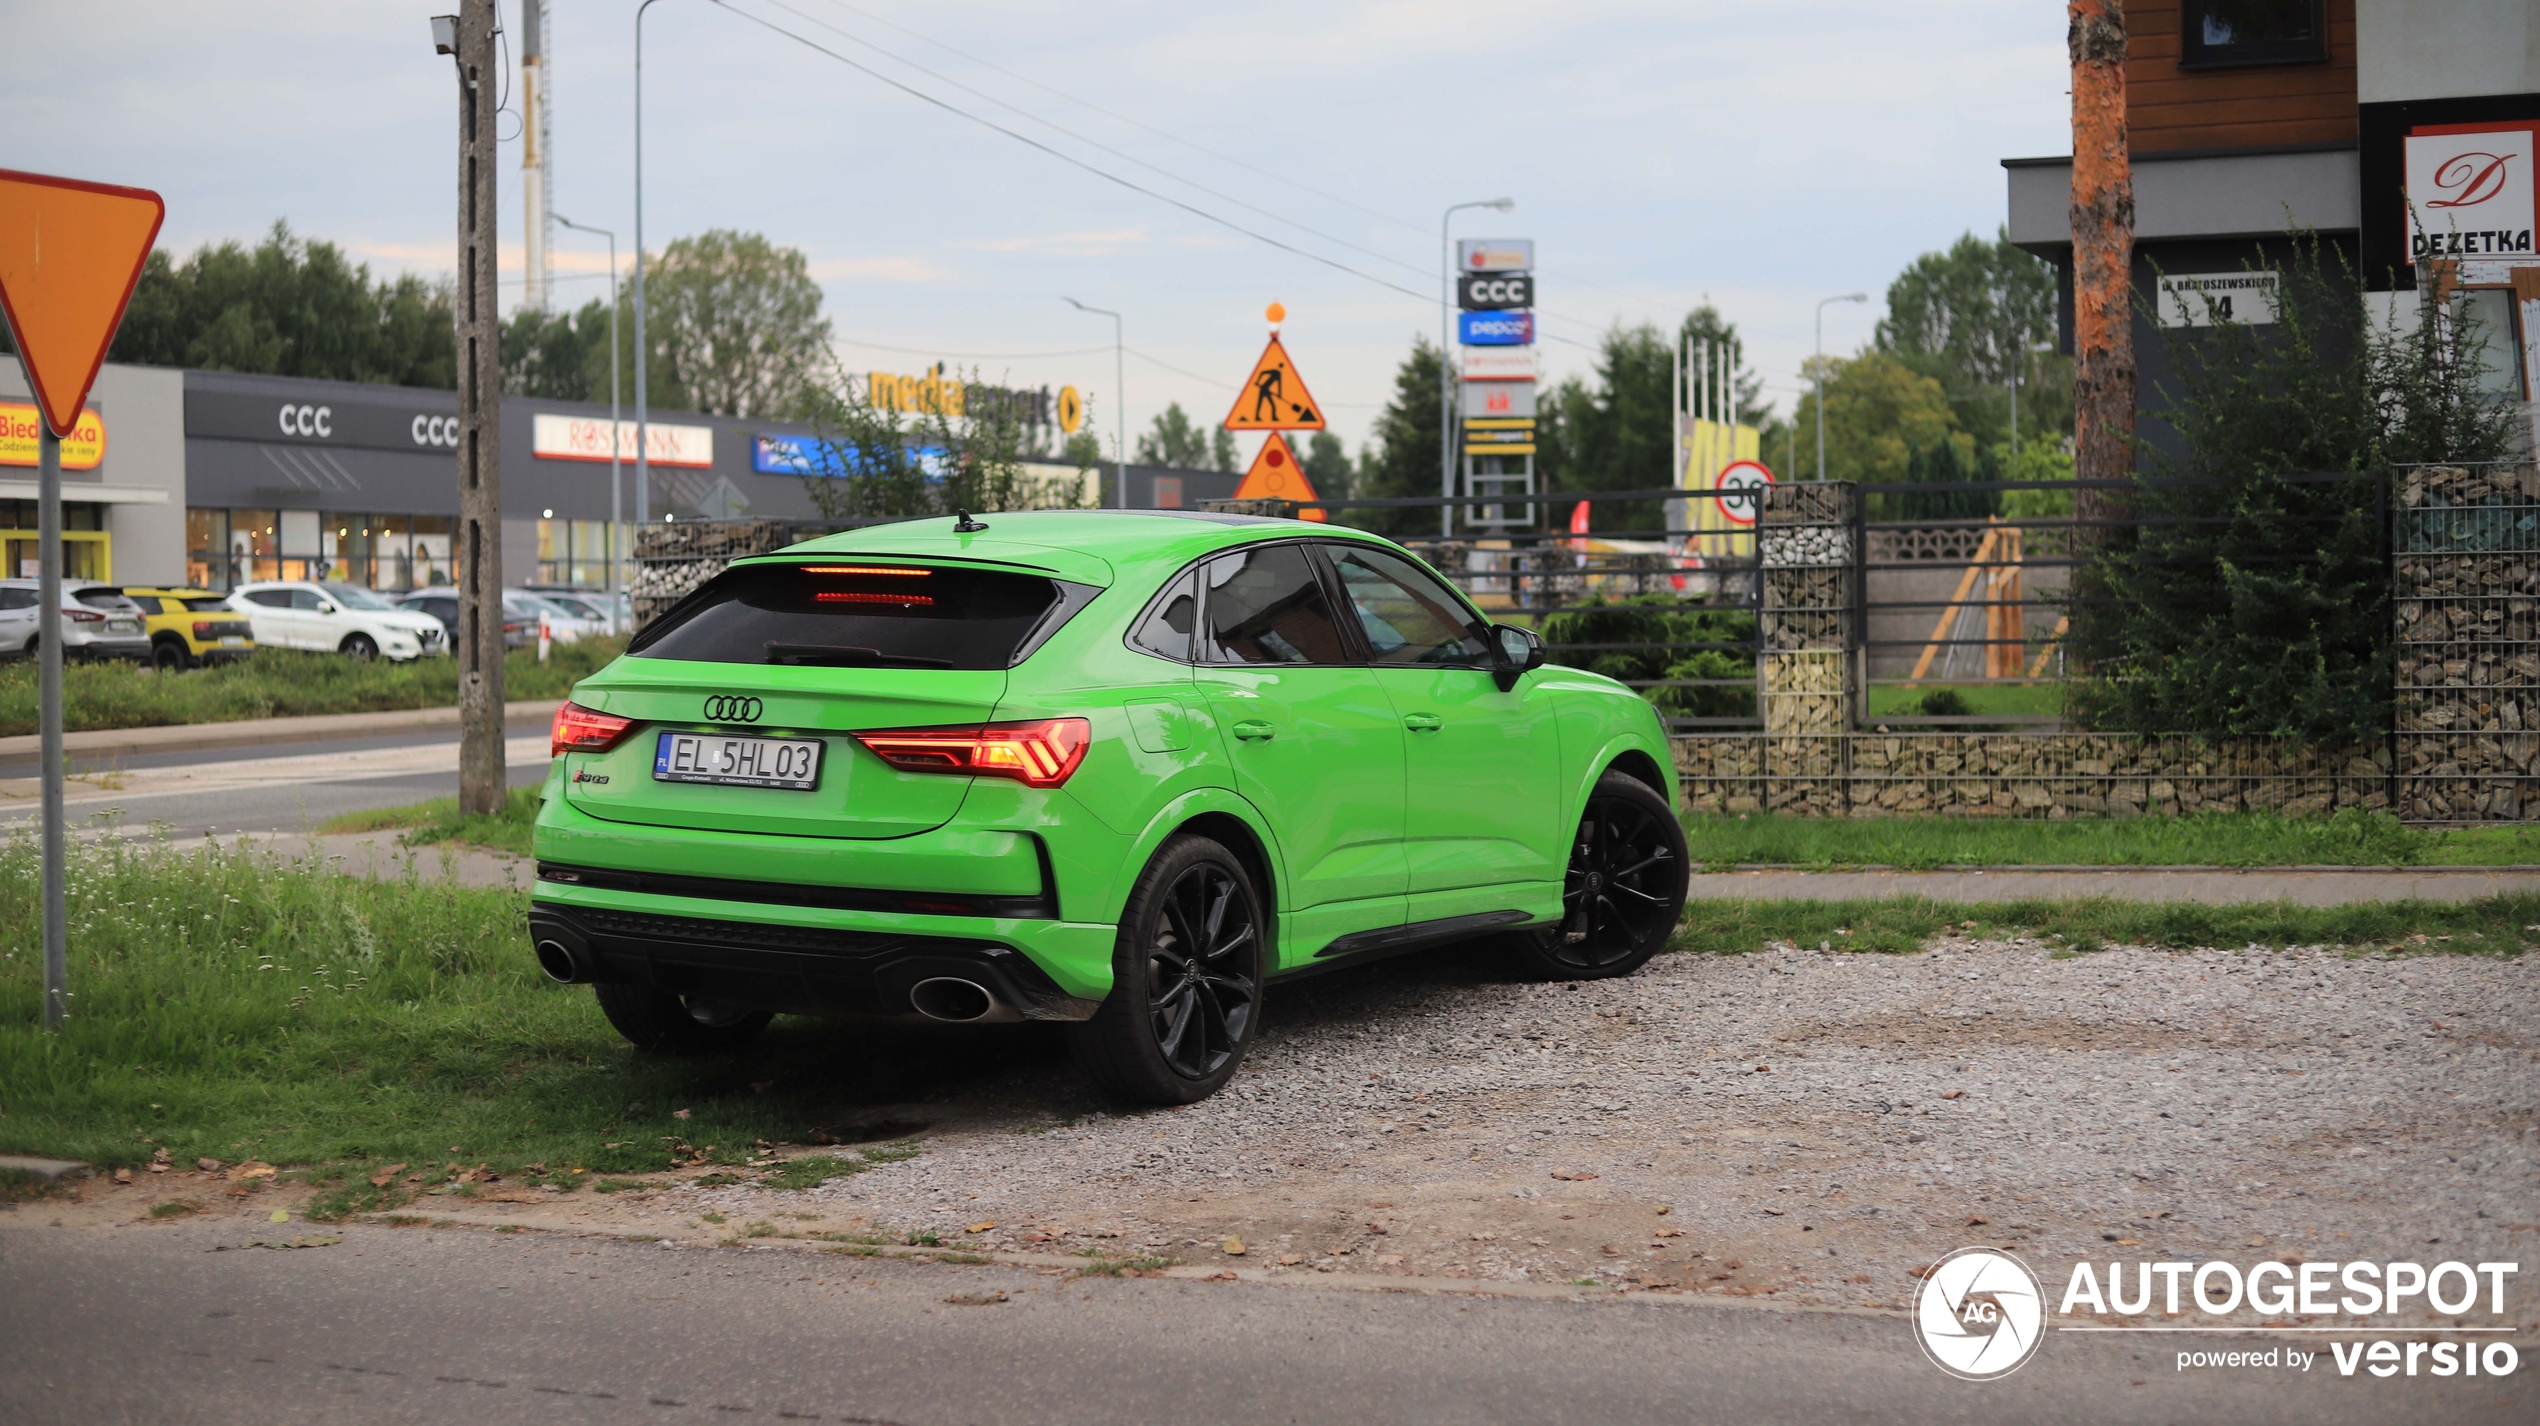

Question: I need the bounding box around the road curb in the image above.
[0,699,564,766]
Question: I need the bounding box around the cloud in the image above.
[955,229,1149,256]
[809,255,954,283]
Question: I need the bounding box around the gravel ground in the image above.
[597,938,2538,1318]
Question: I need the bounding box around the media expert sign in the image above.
[1458,238,1533,273]
[2405,124,2538,264]
[867,367,1083,434]
[529,413,713,469]
[0,402,103,469]
[2156,271,2282,328]
[1458,273,1534,311]
[1459,310,1535,347]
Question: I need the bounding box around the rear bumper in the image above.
[527,898,1106,1022]
[70,637,150,660]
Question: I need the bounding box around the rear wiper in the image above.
[765,643,954,669]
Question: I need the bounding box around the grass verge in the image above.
[323,786,539,857]
[0,638,624,737]
[1682,810,2540,869]
[1674,894,2540,956]
[0,831,918,1175]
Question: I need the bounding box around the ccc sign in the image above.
[277,403,333,438]
[1457,273,1534,311]
[412,414,461,447]
[703,696,763,724]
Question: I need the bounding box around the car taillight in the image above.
[851,717,1092,789]
[551,701,636,758]
[192,621,213,637]
[63,609,103,623]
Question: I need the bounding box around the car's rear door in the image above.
[1322,542,1566,911]
[236,589,301,648]
[1188,541,1406,956]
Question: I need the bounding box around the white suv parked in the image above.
[0,579,152,661]
[230,581,448,661]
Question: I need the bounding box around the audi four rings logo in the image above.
[412,415,461,447]
[278,403,333,438]
[704,696,763,723]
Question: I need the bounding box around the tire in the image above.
[340,633,379,661]
[1068,833,1265,1105]
[592,983,773,1055]
[1501,771,1689,980]
[150,639,189,673]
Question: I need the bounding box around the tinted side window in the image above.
[180,597,230,612]
[1199,545,1349,665]
[0,589,37,610]
[1127,569,1198,662]
[242,590,293,608]
[631,562,1064,670]
[290,589,329,611]
[1326,544,1492,666]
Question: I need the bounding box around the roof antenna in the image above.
[952,510,989,533]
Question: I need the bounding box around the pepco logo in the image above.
[2430,151,2515,209]
[703,696,762,724]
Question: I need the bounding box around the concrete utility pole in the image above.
[2068,0,2135,535]
[522,0,551,311]
[450,0,507,816]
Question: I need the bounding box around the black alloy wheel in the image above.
[1504,771,1688,980]
[1070,834,1265,1104]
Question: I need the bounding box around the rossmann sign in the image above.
[2405,123,2537,264]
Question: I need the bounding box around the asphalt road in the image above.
[0,728,549,841]
[0,1221,2518,1426]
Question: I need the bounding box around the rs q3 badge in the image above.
[704,695,763,724]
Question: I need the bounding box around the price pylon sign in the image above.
[0,169,165,435]
[1223,334,1324,431]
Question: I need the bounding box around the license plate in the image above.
[653,731,823,790]
[108,620,139,634]
[219,636,246,646]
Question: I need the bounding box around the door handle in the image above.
[1402,713,1443,732]
[1231,719,1277,742]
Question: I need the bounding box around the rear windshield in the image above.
[74,589,139,612]
[630,562,1072,670]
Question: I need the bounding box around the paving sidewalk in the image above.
[1689,863,2540,904]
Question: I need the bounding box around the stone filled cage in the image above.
[2393,462,2540,824]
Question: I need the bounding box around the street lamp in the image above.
[555,213,621,612]
[1814,292,1868,483]
[1440,197,1514,539]
[1064,298,1124,509]
[633,0,671,531]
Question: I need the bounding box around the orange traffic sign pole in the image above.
[0,168,165,1030]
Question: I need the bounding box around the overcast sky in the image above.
[5,0,2070,458]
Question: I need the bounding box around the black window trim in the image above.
[1123,563,1202,665]
[1193,536,1365,671]
[2176,0,2328,70]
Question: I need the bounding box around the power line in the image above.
[834,336,1116,360]
[710,0,1437,309]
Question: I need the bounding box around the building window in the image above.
[184,509,459,592]
[532,517,627,588]
[2179,0,2327,69]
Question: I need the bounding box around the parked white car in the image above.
[230,580,448,661]
[0,579,152,661]
[517,584,627,636]
[504,587,608,644]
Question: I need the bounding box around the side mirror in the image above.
[1491,624,1545,692]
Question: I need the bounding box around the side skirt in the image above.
[1271,909,1538,982]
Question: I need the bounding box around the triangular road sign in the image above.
[1223,334,1324,431]
[1233,431,1327,520]
[0,169,165,437]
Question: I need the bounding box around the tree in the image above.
[1347,337,1450,538]
[2068,230,2520,740]
[69,222,455,386]
[1134,402,1214,468]
[795,365,1091,521]
[1789,351,1959,489]
[1300,431,1352,500]
[1875,228,2072,445]
[641,229,829,419]
[1209,426,1237,474]
[2069,0,2136,521]
[501,297,613,401]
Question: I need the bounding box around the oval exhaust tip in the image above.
[909,976,995,1023]
[534,939,581,984]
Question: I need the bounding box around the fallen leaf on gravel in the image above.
[1277,1254,1304,1266]
[113,1168,133,1185]
[943,1291,1008,1306]
[196,1158,223,1173]
[672,1109,692,1121]
[227,1162,277,1183]
[1375,1254,1403,1267]
[2116,1237,2141,1246]
[1655,1206,1670,1215]
[967,1221,996,1234]
[215,1236,341,1252]
[1601,1245,1624,1257]
[269,1210,291,1223]
[1363,1223,1387,1234]
[369,1163,407,1188]
[1222,1236,1246,1255]
[2247,1236,2265,1247]
[1203,1270,1239,1281]
[1966,1215,1988,1226]
[1761,1208,1784,1216]
[1908,1264,1935,1278]
[1550,1170,1598,1182]
[1655,1228,1684,1238]
[1753,1065,1771,1074]
[1940,1090,1965,1100]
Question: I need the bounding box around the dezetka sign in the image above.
[0,402,103,469]
[530,412,712,468]
[2405,124,2538,265]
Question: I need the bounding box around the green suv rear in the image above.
[529,511,1687,1102]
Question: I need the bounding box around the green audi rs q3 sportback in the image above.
[529,510,1689,1103]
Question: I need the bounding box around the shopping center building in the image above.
[0,362,1206,592]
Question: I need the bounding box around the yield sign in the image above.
[1223,334,1324,431]
[1233,431,1326,520]
[0,169,165,436]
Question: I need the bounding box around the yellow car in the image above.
[119,586,257,671]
